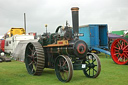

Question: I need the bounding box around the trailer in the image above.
[79,24,110,55]
[79,24,128,65]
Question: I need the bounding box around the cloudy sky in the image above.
[0,0,128,35]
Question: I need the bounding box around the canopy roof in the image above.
[108,33,122,38]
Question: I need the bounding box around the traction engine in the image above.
[24,7,101,82]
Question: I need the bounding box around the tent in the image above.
[108,33,122,39]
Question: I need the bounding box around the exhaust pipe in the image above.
[71,7,79,38]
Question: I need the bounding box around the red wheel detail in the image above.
[111,38,128,65]
[77,43,86,54]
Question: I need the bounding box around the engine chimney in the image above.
[71,7,79,38]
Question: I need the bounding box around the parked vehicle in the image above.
[4,28,25,39]
[0,39,5,52]
[4,35,34,54]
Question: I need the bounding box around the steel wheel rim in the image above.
[55,55,73,82]
[83,53,101,78]
[111,38,128,65]
[25,42,45,75]
[25,43,37,74]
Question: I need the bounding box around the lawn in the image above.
[0,53,128,85]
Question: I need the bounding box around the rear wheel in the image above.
[82,53,101,78]
[25,42,45,75]
[55,55,73,82]
[111,38,128,65]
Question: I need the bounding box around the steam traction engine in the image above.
[24,7,101,82]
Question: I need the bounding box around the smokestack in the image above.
[24,13,26,34]
[71,7,79,38]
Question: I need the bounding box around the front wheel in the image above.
[55,55,73,82]
[82,53,101,78]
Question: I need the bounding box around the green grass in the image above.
[0,53,128,85]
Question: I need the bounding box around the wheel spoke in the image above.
[28,46,32,52]
[124,52,128,56]
[33,63,36,68]
[116,54,119,58]
[32,68,34,72]
[123,57,125,62]
[121,41,123,49]
[34,61,37,65]
[29,61,33,66]
[33,51,36,56]
[86,68,90,72]
[94,65,97,67]
[118,40,122,46]
[93,68,95,76]
[62,72,65,80]
[117,42,121,49]
[123,51,128,53]
[93,68,97,72]
[114,46,119,50]
[63,61,66,66]
[115,49,119,52]
[123,53,128,58]
[33,56,37,60]
[32,46,35,51]
[86,60,90,64]
[92,59,96,63]
[118,56,122,61]
[123,45,128,50]
[27,54,32,58]
[64,70,69,79]
[114,53,119,55]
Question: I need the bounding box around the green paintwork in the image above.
[111,30,128,38]
[111,30,124,36]
[73,64,86,70]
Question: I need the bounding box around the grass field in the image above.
[0,53,128,85]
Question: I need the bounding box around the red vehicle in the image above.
[0,39,5,52]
